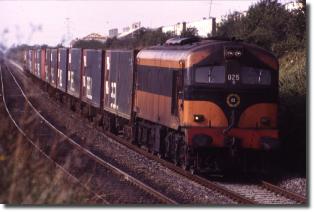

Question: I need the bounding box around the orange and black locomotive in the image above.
[135,38,279,173]
[23,37,279,174]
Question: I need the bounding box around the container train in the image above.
[22,37,280,174]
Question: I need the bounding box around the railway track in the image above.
[260,181,307,204]
[0,63,178,205]
[112,127,307,205]
[7,60,307,205]
[106,130,307,205]
[214,180,306,205]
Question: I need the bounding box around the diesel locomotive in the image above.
[23,37,279,174]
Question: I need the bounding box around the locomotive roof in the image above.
[144,39,275,56]
[137,39,278,70]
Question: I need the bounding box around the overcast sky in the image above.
[0,0,293,48]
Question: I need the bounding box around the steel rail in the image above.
[260,181,307,204]
[0,65,109,204]
[2,65,178,205]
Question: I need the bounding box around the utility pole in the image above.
[209,0,213,18]
[65,17,71,45]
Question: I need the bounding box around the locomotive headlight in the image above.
[234,51,242,57]
[224,47,243,59]
[260,117,271,126]
[194,114,205,123]
[226,51,234,57]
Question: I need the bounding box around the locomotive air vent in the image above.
[165,37,200,45]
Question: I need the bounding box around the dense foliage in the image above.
[73,27,200,49]
[216,0,306,57]
[72,28,175,49]
[278,49,306,173]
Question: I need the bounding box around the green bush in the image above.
[216,0,306,56]
[278,49,306,174]
[72,40,105,49]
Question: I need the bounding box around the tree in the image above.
[72,40,105,49]
[104,28,173,49]
[181,27,199,38]
[216,0,306,56]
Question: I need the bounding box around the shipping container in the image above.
[35,49,41,78]
[23,50,27,68]
[50,49,58,87]
[40,49,46,81]
[81,49,104,108]
[57,48,68,92]
[26,49,33,73]
[67,48,82,99]
[30,49,35,75]
[45,49,51,82]
[27,50,30,73]
[31,49,35,74]
[103,50,136,120]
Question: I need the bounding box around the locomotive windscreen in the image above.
[192,65,273,87]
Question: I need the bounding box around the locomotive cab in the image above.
[182,43,279,152]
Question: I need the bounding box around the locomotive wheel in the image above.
[189,151,199,175]
[164,133,171,159]
[157,152,164,159]
[173,141,179,166]
[70,99,76,112]
[109,115,117,134]
[180,145,190,170]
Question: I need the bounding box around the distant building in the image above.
[186,18,216,37]
[82,33,107,42]
[215,16,224,27]
[117,27,144,39]
[117,22,142,39]
[162,22,185,36]
[109,28,119,38]
[240,11,248,17]
[162,18,216,37]
[284,1,303,11]
[70,33,107,47]
[123,26,130,32]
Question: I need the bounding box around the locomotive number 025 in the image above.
[227,73,240,81]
